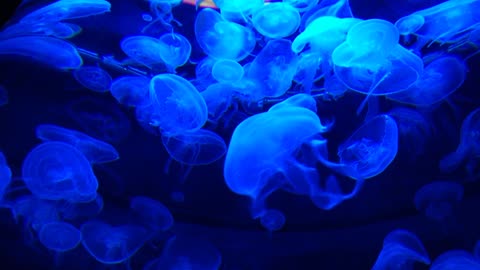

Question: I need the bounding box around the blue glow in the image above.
[39,221,82,252]
[414,181,464,221]
[110,76,150,107]
[252,3,300,39]
[73,66,112,93]
[157,32,192,72]
[211,59,244,83]
[431,250,480,270]
[130,195,174,232]
[0,152,12,200]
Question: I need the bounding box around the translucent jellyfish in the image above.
[0,36,82,69]
[212,0,263,15]
[0,22,82,40]
[149,74,208,135]
[194,8,256,61]
[337,115,398,179]
[283,0,319,12]
[130,196,174,232]
[0,85,7,107]
[21,142,99,202]
[36,124,119,164]
[12,196,60,232]
[39,221,82,252]
[259,209,286,231]
[251,3,300,39]
[200,83,234,124]
[299,0,354,31]
[161,128,227,165]
[246,39,299,99]
[431,250,480,270]
[110,76,150,107]
[372,229,430,270]
[144,235,221,270]
[80,221,149,264]
[388,56,466,106]
[0,152,12,200]
[56,194,104,221]
[73,66,112,93]
[394,0,480,49]
[120,36,166,68]
[211,59,244,83]
[439,108,480,173]
[19,0,111,24]
[67,97,132,143]
[414,181,464,221]
[268,93,317,113]
[157,33,191,72]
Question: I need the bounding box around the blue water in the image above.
[1,0,480,269]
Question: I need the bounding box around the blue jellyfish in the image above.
[12,196,60,232]
[212,0,263,15]
[36,124,120,164]
[268,93,318,113]
[130,196,173,233]
[144,235,221,270]
[73,66,112,93]
[388,56,466,106]
[211,59,244,83]
[0,22,82,40]
[0,85,7,107]
[251,3,301,39]
[194,8,256,61]
[259,209,286,232]
[372,229,430,269]
[157,33,192,72]
[0,36,82,69]
[161,128,227,166]
[120,36,167,68]
[56,193,104,221]
[19,0,111,24]
[414,181,464,221]
[80,221,149,264]
[336,115,398,180]
[200,83,234,124]
[439,108,480,173]
[299,0,354,31]
[283,0,319,12]
[149,74,208,135]
[21,142,99,203]
[110,76,150,107]
[0,152,12,200]
[431,250,480,270]
[39,221,82,252]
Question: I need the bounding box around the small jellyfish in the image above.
[431,250,480,270]
[157,33,192,72]
[110,76,150,107]
[414,181,464,221]
[39,221,82,252]
[439,108,480,173]
[81,221,149,264]
[0,152,12,200]
[22,142,99,203]
[259,209,286,231]
[0,85,8,106]
[0,22,82,40]
[282,0,320,12]
[252,3,301,39]
[211,59,244,83]
[130,196,173,232]
[200,82,234,123]
[372,229,430,269]
[120,36,166,68]
[73,66,112,93]
[0,36,82,69]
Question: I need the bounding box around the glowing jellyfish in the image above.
[431,250,480,270]
[13,196,60,232]
[0,22,82,40]
[195,8,256,61]
[0,152,12,200]
[259,209,286,231]
[144,235,221,270]
[73,66,112,93]
[80,221,149,264]
[251,3,300,39]
[130,196,173,232]
[246,39,299,99]
[21,142,99,203]
[372,229,430,270]
[337,115,398,179]
[283,0,319,12]
[19,0,111,24]
[388,56,466,106]
[39,221,82,252]
[56,194,104,221]
[414,181,464,221]
[0,36,82,69]
[211,59,244,83]
[269,93,317,113]
[439,108,480,173]
[110,76,150,107]
[161,128,227,165]
[200,83,234,123]
[120,36,166,68]
[299,0,354,31]
[157,33,192,72]
[212,0,263,15]
[149,74,208,135]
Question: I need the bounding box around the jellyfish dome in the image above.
[39,221,82,252]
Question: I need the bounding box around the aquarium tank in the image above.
[1,0,480,269]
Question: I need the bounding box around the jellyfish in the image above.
[251,3,301,39]
[439,107,480,173]
[56,193,104,221]
[130,196,174,232]
[431,250,480,270]
[120,36,167,68]
[299,0,354,31]
[268,93,317,113]
[19,0,111,24]
[21,142,99,203]
[157,33,192,72]
[80,221,149,264]
[372,229,430,269]
[414,181,464,221]
[110,76,150,107]
[39,221,82,252]
[0,22,82,40]
[144,235,221,270]
[73,66,112,93]
[149,73,208,135]
[12,196,60,233]
[0,152,12,200]
[200,83,235,125]
[194,8,256,61]
[259,209,286,232]
[283,0,319,12]
[0,36,82,69]
[161,128,227,166]
[211,59,244,83]
[212,0,263,15]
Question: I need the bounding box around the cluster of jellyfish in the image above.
[0,0,479,268]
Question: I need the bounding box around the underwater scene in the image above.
[0,0,480,269]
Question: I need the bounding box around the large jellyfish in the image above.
[0,22,82,40]
[414,181,464,221]
[130,196,174,232]
[251,3,301,39]
[431,250,480,270]
[73,66,112,93]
